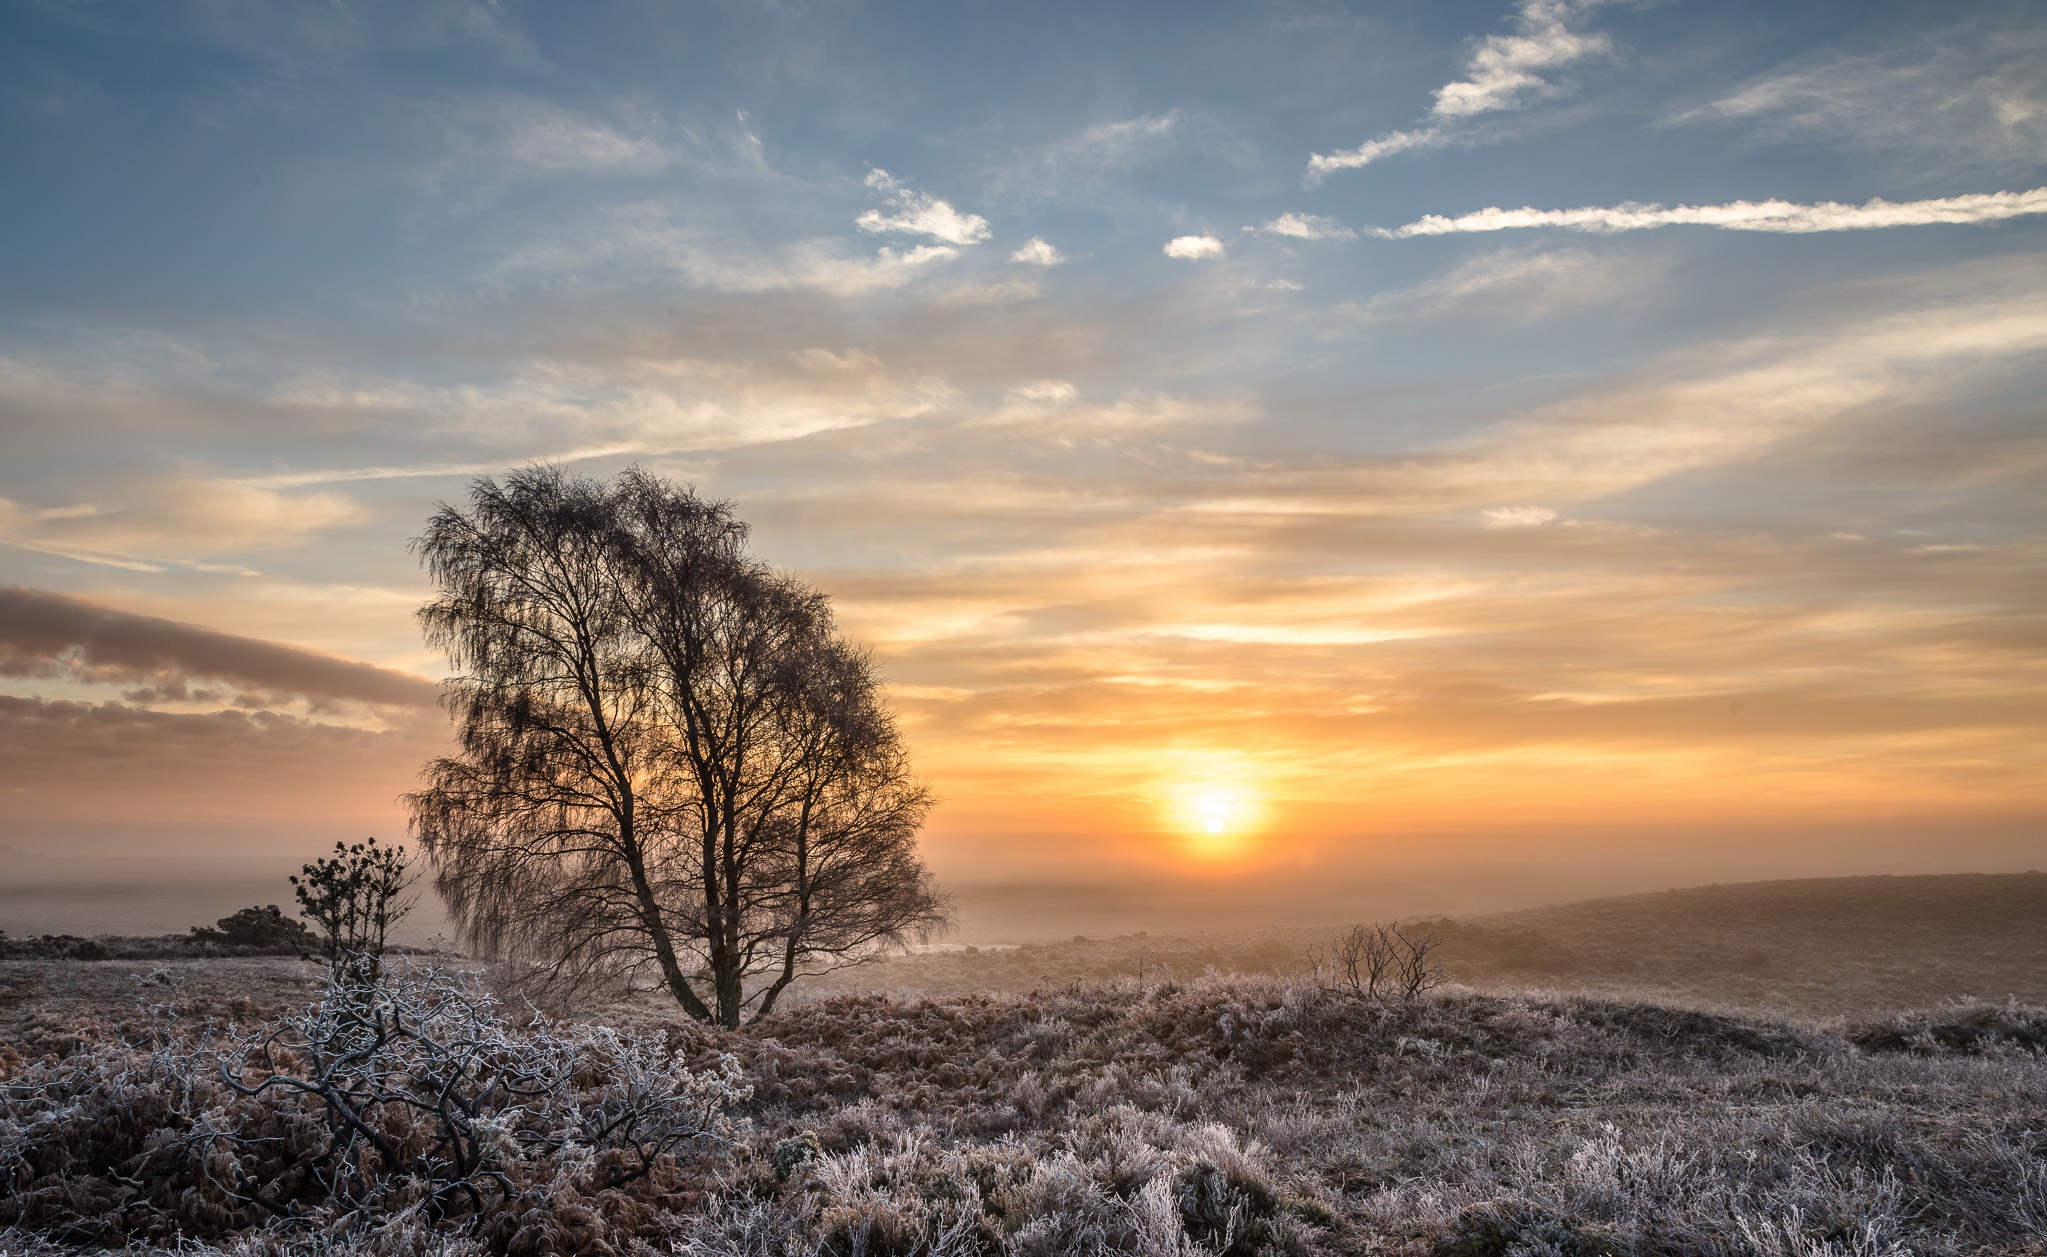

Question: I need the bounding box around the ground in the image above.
[5,874,2046,1256]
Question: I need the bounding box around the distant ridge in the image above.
[812,872,2047,1018]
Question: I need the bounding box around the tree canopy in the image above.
[407,466,947,1026]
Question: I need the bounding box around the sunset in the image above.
[4,3,2047,1251]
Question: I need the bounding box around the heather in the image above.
[6,956,2046,1256]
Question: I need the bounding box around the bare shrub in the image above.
[1,964,746,1248]
[1312,922,1442,1002]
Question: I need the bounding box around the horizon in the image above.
[3,0,2046,940]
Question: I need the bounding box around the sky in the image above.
[3,0,2046,930]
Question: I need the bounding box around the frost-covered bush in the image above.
[0,964,746,1250]
[8,963,2047,1257]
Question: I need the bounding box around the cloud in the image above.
[1353,247,1662,323]
[0,586,439,710]
[1249,213,1356,241]
[0,478,365,572]
[857,169,991,246]
[1164,236,1226,260]
[1308,0,1616,178]
[1375,187,2047,238]
[1379,282,2047,509]
[1007,381,1078,404]
[1481,506,1558,528]
[1010,237,1065,266]
[494,202,967,296]
[446,98,671,177]
[1677,19,2047,175]
[991,113,1186,197]
[1058,113,1182,163]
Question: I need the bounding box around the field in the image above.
[5,874,2047,1256]
[800,872,2047,1020]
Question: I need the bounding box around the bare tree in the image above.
[407,466,948,1026]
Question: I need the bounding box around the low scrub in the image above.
[5,966,2046,1256]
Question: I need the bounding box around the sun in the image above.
[1166,781,1263,860]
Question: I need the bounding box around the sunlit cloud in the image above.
[1248,213,1356,241]
[492,202,968,295]
[1374,187,2047,237]
[1164,235,1225,259]
[857,169,991,246]
[1308,0,1618,178]
[0,478,363,572]
[1009,237,1065,266]
[1481,506,1558,528]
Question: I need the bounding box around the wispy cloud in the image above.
[1308,0,1616,179]
[0,478,363,573]
[1352,247,1660,323]
[1374,188,2047,238]
[494,202,968,296]
[991,113,1186,196]
[857,169,991,245]
[1676,19,2047,175]
[1164,235,1225,260]
[1247,213,1356,241]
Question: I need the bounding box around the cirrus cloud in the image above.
[1374,187,2047,238]
[1308,0,1618,179]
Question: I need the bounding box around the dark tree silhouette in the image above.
[290,837,416,985]
[407,466,947,1026]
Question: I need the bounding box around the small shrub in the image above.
[773,1131,824,1183]
[291,837,416,984]
[187,905,318,953]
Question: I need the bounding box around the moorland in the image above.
[4,873,2046,1256]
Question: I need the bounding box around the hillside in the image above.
[802,872,2047,1018]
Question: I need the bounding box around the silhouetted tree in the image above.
[407,466,947,1027]
[290,837,416,984]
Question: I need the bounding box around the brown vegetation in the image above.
[796,873,2047,1019]
[6,950,2047,1256]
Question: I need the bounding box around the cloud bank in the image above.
[0,586,439,710]
[1376,187,2047,237]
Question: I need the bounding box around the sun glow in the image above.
[1165,780,1264,861]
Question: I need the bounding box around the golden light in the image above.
[1164,779,1265,861]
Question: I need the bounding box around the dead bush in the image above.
[1311,923,1442,1003]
